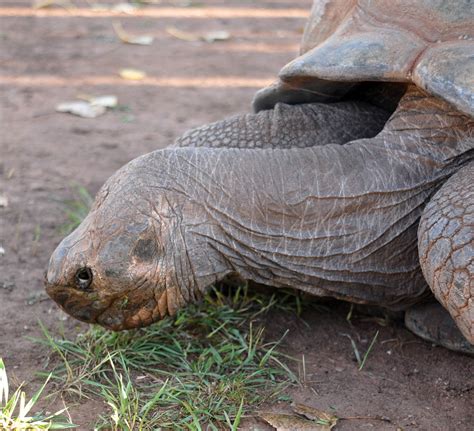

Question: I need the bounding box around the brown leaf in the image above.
[113,22,154,46]
[119,68,146,80]
[166,26,199,42]
[32,0,75,10]
[292,403,338,428]
[259,412,335,431]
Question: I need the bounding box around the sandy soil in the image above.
[1,0,473,429]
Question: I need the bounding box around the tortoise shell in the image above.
[253,0,473,116]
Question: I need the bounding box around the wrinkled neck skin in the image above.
[139,89,473,314]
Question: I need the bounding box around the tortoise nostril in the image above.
[75,267,93,290]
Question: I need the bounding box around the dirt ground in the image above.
[1,0,473,429]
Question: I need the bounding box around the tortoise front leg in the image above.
[173,101,388,150]
[411,162,474,350]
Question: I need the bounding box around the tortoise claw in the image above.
[405,303,474,355]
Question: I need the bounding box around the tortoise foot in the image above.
[405,303,474,355]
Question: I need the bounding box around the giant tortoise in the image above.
[45,0,473,353]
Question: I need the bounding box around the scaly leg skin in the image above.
[409,162,474,353]
[173,100,389,149]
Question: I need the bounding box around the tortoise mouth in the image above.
[45,279,164,331]
[45,282,104,324]
[95,289,168,330]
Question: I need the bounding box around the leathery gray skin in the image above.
[45,86,474,348]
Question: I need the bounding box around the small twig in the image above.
[340,415,391,422]
[301,354,306,384]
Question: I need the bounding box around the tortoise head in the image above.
[45,153,203,330]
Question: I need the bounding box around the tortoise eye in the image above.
[75,267,93,290]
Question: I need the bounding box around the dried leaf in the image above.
[0,195,8,208]
[292,403,338,427]
[119,68,146,80]
[88,95,118,108]
[113,22,154,46]
[260,412,334,431]
[202,30,230,43]
[56,101,106,118]
[32,0,75,10]
[112,2,138,13]
[166,26,231,43]
[89,3,109,12]
[166,26,199,42]
[90,2,138,13]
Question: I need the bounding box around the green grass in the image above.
[358,330,379,371]
[38,285,299,430]
[0,358,75,430]
[341,330,380,371]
